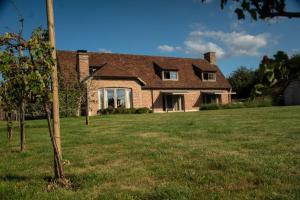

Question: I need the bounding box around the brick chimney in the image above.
[77,50,89,81]
[204,52,216,65]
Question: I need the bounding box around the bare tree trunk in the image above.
[6,112,13,143]
[20,102,25,151]
[44,103,65,180]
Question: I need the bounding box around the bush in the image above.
[200,98,273,111]
[200,104,220,110]
[136,107,152,114]
[221,103,245,109]
[98,107,151,115]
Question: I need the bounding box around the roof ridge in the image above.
[57,49,208,62]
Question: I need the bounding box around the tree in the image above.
[288,54,300,80]
[0,81,16,143]
[0,32,30,151]
[251,51,300,103]
[202,0,300,20]
[27,28,67,182]
[228,66,257,99]
[0,28,67,183]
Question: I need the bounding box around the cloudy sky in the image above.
[0,0,300,76]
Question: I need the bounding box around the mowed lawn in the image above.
[0,106,300,200]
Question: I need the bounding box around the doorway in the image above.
[163,95,183,112]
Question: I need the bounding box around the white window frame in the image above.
[202,72,216,81]
[98,88,132,110]
[162,70,178,81]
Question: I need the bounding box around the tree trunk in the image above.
[85,86,89,125]
[44,103,65,180]
[6,112,13,143]
[19,102,25,151]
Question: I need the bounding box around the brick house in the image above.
[57,50,233,115]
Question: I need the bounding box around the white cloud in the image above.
[189,30,270,57]
[157,27,273,59]
[158,45,181,52]
[184,39,225,58]
[98,48,112,53]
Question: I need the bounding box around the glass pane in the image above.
[203,73,209,80]
[170,71,177,80]
[164,71,170,79]
[107,89,115,108]
[208,73,215,80]
[128,89,132,108]
[116,89,125,108]
[99,89,104,109]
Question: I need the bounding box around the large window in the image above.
[162,70,178,80]
[99,88,132,109]
[203,72,216,81]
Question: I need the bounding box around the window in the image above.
[202,94,219,104]
[203,72,216,81]
[116,89,125,107]
[163,70,178,80]
[99,88,132,109]
[107,89,115,108]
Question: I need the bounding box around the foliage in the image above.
[251,51,300,102]
[59,82,85,117]
[98,107,152,115]
[200,97,272,110]
[228,66,257,99]
[202,0,300,20]
[0,28,66,180]
[199,103,221,110]
[288,54,300,80]
[1,106,300,199]
[136,107,152,114]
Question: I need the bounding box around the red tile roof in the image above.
[57,50,231,89]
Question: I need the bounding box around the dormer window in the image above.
[162,70,178,80]
[203,72,216,81]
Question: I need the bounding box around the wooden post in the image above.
[46,0,62,157]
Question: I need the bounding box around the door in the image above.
[163,95,183,111]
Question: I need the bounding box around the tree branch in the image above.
[268,12,300,18]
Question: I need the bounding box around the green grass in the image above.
[1,106,300,200]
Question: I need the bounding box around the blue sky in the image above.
[0,0,300,76]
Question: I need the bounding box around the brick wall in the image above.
[88,82,231,115]
[78,52,89,81]
[184,90,201,111]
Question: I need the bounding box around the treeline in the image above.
[228,51,300,104]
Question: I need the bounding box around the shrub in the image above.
[97,107,151,115]
[127,108,137,114]
[200,104,220,110]
[200,98,273,111]
[135,107,151,114]
[221,103,245,109]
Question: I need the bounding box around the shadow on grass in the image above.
[0,174,28,181]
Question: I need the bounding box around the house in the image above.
[57,50,233,115]
[284,80,300,105]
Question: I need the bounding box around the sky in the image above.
[0,0,300,76]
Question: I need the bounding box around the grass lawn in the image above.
[0,106,300,200]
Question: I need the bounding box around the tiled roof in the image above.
[57,50,231,89]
